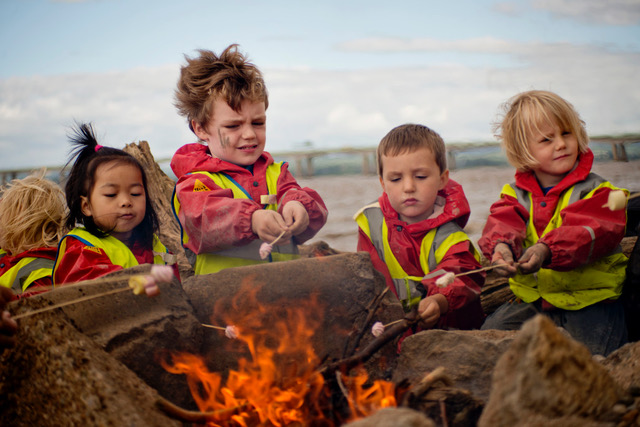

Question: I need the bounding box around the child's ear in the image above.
[192,120,209,142]
[438,169,449,190]
[80,196,92,217]
[379,176,386,192]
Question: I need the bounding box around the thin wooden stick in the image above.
[629,192,640,200]
[270,230,287,246]
[454,263,511,277]
[201,323,226,331]
[13,286,131,320]
[382,318,404,328]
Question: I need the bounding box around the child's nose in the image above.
[120,196,132,207]
[242,125,256,139]
[556,135,566,149]
[404,178,415,192]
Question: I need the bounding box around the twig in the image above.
[321,311,420,375]
[156,395,249,423]
[344,287,390,358]
[12,287,131,320]
[440,399,449,427]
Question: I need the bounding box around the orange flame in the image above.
[162,279,396,426]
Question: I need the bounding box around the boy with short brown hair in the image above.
[355,123,484,330]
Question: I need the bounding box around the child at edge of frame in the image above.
[353,123,485,342]
[0,171,67,298]
[53,123,179,285]
[170,44,328,275]
[478,90,629,357]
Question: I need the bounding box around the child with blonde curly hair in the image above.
[479,90,629,356]
[0,171,67,298]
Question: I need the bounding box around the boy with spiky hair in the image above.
[171,44,328,274]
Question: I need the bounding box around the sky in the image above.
[1,0,639,170]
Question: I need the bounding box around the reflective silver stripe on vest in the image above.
[508,172,621,257]
[12,258,54,294]
[362,206,462,301]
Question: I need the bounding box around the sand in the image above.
[299,159,640,252]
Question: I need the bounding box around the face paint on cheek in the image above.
[217,130,230,148]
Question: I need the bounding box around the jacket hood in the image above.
[170,143,274,178]
[379,179,471,236]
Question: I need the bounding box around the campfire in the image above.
[160,283,397,426]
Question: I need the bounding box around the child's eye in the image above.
[104,194,116,198]
[416,175,427,180]
[225,124,239,129]
[253,121,265,127]
[131,193,142,197]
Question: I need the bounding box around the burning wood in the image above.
[158,281,404,425]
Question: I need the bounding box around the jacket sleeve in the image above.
[422,240,485,314]
[175,173,262,254]
[539,187,627,270]
[478,194,529,260]
[356,228,398,298]
[54,237,123,284]
[277,164,328,244]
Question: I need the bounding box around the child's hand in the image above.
[418,294,448,329]
[251,209,289,243]
[491,243,518,277]
[0,287,17,349]
[282,201,309,237]
[518,243,550,275]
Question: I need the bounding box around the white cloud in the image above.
[533,0,640,25]
[337,37,514,54]
[0,38,638,171]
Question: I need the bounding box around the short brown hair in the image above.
[377,124,447,176]
[174,44,269,134]
[494,90,589,171]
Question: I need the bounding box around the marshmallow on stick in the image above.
[432,263,511,288]
[602,190,640,211]
[259,230,287,260]
[202,323,239,339]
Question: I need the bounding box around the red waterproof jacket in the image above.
[0,247,57,299]
[478,149,627,270]
[356,180,485,329]
[53,236,180,285]
[170,143,328,254]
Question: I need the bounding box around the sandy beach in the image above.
[299,159,640,252]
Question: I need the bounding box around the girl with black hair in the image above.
[53,123,178,284]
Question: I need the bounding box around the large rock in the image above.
[479,314,629,427]
[0,308,182,426]
[344,407,435,427]
[13,265,203,408]
[601,340,640,394]
[183,252,405,380]
[393,329,516,403]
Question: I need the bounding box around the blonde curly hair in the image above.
[0,171,67,254]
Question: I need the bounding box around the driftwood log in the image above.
[123,141,192,279]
